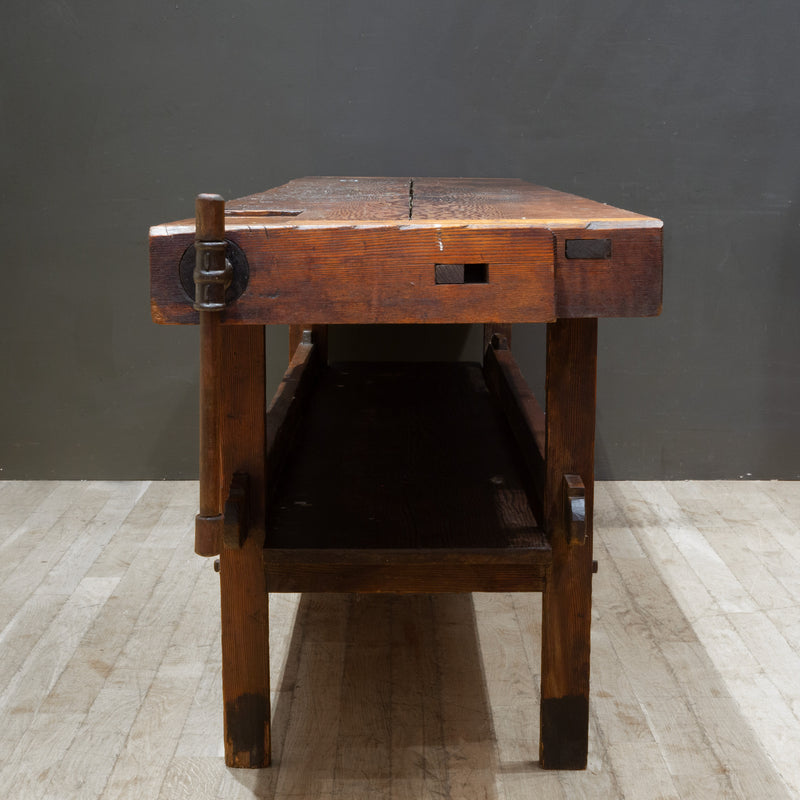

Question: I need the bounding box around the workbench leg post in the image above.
[218,325,271,768]
[540,318,597,769]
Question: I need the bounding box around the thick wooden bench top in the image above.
[223,176,661,226]
[150,177,662,324]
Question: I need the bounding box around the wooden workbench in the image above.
[149,176,663,771]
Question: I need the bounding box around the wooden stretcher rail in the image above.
[265,337,321,505]
[264,547,549,566]
[483,340,546,524]
[264,553,550,593]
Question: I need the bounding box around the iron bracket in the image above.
[193,240,233,311]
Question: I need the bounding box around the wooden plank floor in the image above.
[0,480,797,799]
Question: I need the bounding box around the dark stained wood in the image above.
[150,177,663,773]
[539,318,597,769]
[265,547,549,566]
[266,362,545,558]
[150,177,662,325]
[264,361,549,594]
[265,560,549,593]
[565,237,612,259]
[483,342,546,524]
[218,324,270,768]
[553,226,663,318]
[266,542,550,593]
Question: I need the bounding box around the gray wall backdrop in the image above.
[2,1,798,480]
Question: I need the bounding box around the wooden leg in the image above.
[540,318,597,769]
[218,324,270,768]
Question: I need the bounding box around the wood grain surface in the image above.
[150,177,662,324]
[217,326,271,768]
[225,177,659,225]
[540,318,598,769]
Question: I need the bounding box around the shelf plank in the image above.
[264,362,549,592]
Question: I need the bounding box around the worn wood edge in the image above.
[483,344,546,523]
[550,218,662,230]
[150,218,661,235]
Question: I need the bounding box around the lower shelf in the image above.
[265,361,550,593]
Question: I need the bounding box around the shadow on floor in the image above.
[233,593,505,799]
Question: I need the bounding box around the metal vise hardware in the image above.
[193,240,233,311]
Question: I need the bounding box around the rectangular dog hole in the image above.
[565,238,612,259]
[225,209,304,217]
[435,263,488,284]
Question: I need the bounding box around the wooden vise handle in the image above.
[194,194,232,556]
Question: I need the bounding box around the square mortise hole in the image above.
[435,263,489,284]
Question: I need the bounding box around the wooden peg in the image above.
[223,472,249,549]
[563,474,586,545]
